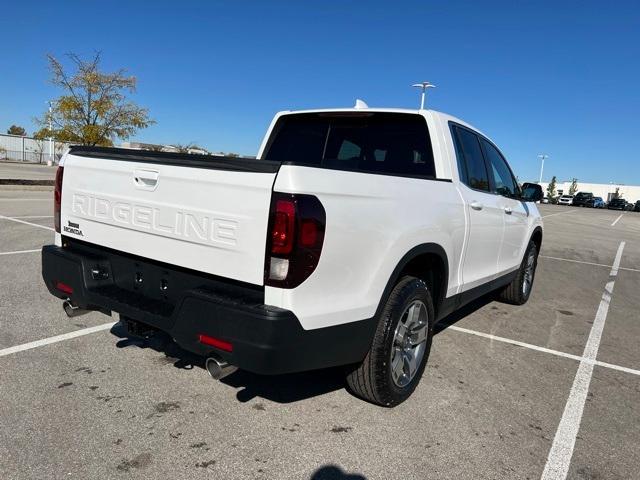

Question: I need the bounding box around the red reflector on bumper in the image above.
[198,334,233,352]
[55,281,73,295]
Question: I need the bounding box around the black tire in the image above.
[497,240,538,305]
[345,276,434,407]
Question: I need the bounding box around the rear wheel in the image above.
[346,276,434,407]
[497,240,538,305]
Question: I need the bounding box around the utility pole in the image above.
[538,154,548,183]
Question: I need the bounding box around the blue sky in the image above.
[2,1,639,184]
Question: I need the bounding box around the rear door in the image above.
[451,125,503,290]
[60,150,278,285]
[480,139,529,274]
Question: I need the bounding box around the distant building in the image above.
[120,141,179,152]
[120,142,217,156]
[539,180,640,203]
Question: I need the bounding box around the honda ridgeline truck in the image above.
[42,106,544,406]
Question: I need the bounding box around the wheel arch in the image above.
[375,243,449,320]
[530,226,543,254]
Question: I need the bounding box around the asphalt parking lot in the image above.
[0,162,57,181]
[1,189,639,480]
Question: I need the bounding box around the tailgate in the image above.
[60,150,279,285]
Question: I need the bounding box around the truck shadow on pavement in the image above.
[109,322,346,404]
[220,366,346,404]
[109,292,495,405]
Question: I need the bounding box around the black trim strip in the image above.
[67,146,281,174]
[437,269,519,324]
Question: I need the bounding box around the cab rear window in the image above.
[263,112,436,178]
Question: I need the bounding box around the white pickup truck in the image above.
[42,106,543,406]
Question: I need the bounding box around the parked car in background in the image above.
[541,197,550,204]
[573,192,593,207]
[558,195,574,206]
[608,198,628,210]
[585,197,606,208]
[634,201,640,212]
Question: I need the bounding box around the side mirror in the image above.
[521,183,543,202]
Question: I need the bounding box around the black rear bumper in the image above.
[41,241,375,375]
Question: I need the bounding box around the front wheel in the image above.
[497,240,538,305]
[345,276,434,407]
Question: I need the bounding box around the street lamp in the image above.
[47,101,54,165]
[412,82,436,110]
[537,154,548,183]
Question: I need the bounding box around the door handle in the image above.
[470,201,483,211]
[504,206,512,214]
[133,169,159,191]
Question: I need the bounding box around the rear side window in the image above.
[451,126,490,191]
[263,115,328,167]
[481,139,518,197]
[264,113,436,178]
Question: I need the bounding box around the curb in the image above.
[0,179,55,186]
[0,185,53,191]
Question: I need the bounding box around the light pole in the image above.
[537,154,548,183]
[609,181,613,202]
[412,82,436,110]
[47,101,54,165]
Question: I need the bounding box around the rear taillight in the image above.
[265,193,326,288]
[271,199,296,254]
[54,166,64,233]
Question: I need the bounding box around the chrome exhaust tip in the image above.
[205,356,238,380]
[63,300,91,318]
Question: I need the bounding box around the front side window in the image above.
[481,139,518,197]
[264,113,436,178]
[451,126,490,191]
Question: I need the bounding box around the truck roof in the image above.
[274,107,487,139]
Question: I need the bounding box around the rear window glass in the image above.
[264,113,436,178]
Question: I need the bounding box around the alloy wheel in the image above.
[390,300,429,388]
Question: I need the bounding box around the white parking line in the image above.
[0,248,41,256]
[541,241,625,480]
[0,198,50,201]
[611,213,624,226]
[447,326,584,362]
[0,214,54,231]
[542,209,578,218]
[540,255,611,269]
[0,322,116,358]
[446,325,640,377]
[540,255,640,273]
[594,360,640,376]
